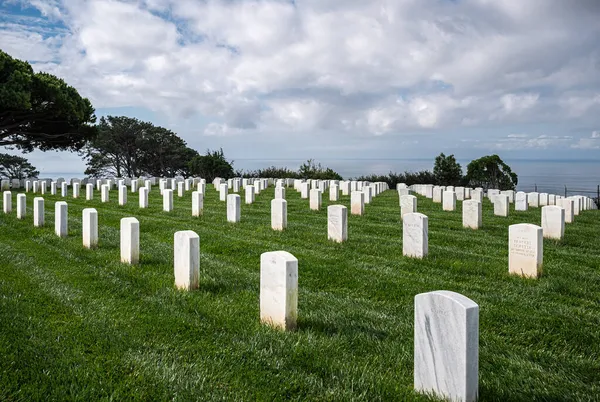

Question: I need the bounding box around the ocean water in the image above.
[43,158,600,196]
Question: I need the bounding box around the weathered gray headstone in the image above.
[414,290,479,402]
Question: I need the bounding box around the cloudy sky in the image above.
[1,0,600,175]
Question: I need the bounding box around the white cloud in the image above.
[1,0,599,158]
[571,130,600,149]
[487,134,574,150]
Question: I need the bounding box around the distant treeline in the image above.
[236,159,343,181]
[236,154,518,191]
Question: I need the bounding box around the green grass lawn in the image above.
[1,185,599,401]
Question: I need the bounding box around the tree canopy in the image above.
[0,50,97,152]
[82,116,198,178]
[0,153,39,179]
[433,153,463,186]
[188,149,235,182]
[464,154,518,190]
[298,159,343,180]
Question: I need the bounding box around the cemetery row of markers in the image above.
[1,176,597,402]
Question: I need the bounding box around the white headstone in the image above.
[33,197,44,227]
[433,187,443,203]
[351,191,364,216]
[515,191,528,211]
[271,199,287,231]
[219,183,228,201]
[60,182,68,197]
[227,194,241,223]
[329,184,339,201]
[541,206,565,240]
[118,185,127,206]
[275,186,286,200]
[192,191,203,217]
[570,197,581,216]
[139,187,149,209]
[327,205,348,243]
[163,189,173,212]
[3,191,11,214]
[174,230,200,290]
[55,201,68,237]
[16,193,26,219]
[260,251,298,331]
[296,182,307,199]
[245,185,255,204]
[82,208,98,249]
[309,189,322,211]
[403,213,428,259]
[363,186,372,204]
[120,217,140,264]
[443,191,456,211]
[177,182,185,198]
[528,192,539,207]
[559,198,574,223]
[509,223,543,278]
[462,200,481,230]
[50,182,57,195]
[400,195,417,219]
[414,290,479,402]
[494,194,509,217]
[341,181,351,196]
[539,193,549,206]
[101,184,109,203]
